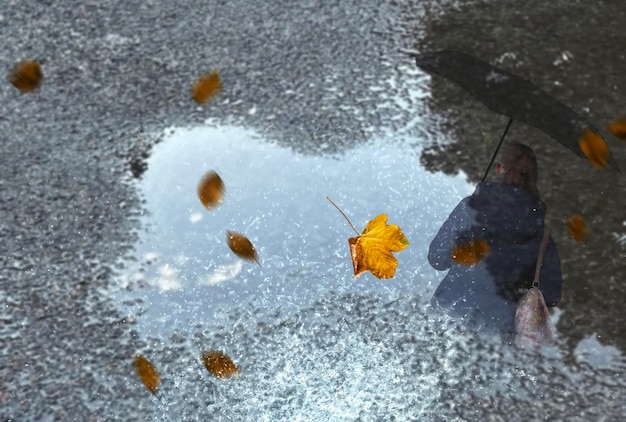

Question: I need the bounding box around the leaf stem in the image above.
[326,196,360,236]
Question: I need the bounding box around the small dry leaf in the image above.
[8,60,43,93]
[197,170,225,210]
[579,128,609,169]
[192,70,221,105]
[133,354,161,396]
[451,239,491,266]
[608,117,626,140]
[226,231,260,264]
[348,214,409,279]
[201,350,241,379]
[567,213,588,242]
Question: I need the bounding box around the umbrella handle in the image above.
[481,118,514,183]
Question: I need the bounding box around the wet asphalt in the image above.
[407,0,626,353]
[1,0,625,420]
[0,0,413,420]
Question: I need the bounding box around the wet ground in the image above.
[1,0,625,421]
[111,125,625,421]
[112,125,471,339]
[403,0,626,353]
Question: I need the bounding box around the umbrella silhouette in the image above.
[407,50,621,178]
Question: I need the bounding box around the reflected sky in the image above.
[114,123,474,338]
[113,124,625,420]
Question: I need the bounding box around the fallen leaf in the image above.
[226,231,259,264]
[8,60,43,93]
[579,128,609,169]
[201,350,241,379]
[567,213,587,241]
[197,170,225,210]
[608,117,626,140]
[348,214,410,279]
[451,239,491,266]
[133,354,161,396]
[192,70,221,105]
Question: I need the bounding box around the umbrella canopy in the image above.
[411,50,621,172]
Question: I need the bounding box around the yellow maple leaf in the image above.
[348,214,409,279]
[327,198,409,279]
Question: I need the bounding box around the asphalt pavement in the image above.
[408,0,626,352]
[1,0,625,420]
[0,0,415,420]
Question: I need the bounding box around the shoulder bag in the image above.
[514,227,555,348]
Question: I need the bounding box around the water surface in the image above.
[115,123,472,338]
[113,123,625,420]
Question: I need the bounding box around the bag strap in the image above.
[533,227,551,288]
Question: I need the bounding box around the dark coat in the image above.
[428,181,563,334]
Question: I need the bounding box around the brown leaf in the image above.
[348,214,409,279]
[567,213,588,242]
[197,170,225,210]
[579,128,609,169]
[608,117,626,140]
[133,354,161,396]
[451,238,491,266]
[226,231,260,264]
[201,350,241,379]
[192,70,221,105]
[8,60,43,93]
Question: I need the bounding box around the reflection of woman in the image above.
[428,143,563,335]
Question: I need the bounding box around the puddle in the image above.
[115,123,473,338]
[112,123,625,420]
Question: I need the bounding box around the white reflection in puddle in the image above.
[575,333,624,370]
[200,261,244,286]
[115,124,474,338]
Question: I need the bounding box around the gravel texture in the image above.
[2,0,625,420]
[0,0,416,420]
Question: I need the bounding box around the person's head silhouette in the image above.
[496,143,539,196]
